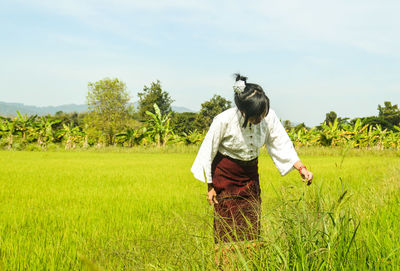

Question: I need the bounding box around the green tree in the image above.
[321,111,348,129]
[49,112,80,134]
[137,80,173,119]
[378,101,400,127]
[283,120,293,130]
[194,95,231,131]
[86,78,130,145]
[350,101,400,131]
[324,111,337,125]
[294,122,307,132]
[354,116,392,131]
[171,112,198,134]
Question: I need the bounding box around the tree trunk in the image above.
[8,134,13,150]
[83,136,88,148]
[38,136,43,147]
[65,137,72,150]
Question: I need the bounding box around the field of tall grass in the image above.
[0,147,399,270]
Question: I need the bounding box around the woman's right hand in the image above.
[207,184,219,205]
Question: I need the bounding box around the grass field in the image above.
[0,148,400,270]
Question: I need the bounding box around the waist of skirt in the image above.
[217,152,258,167]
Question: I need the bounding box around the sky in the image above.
[0,0,399,126]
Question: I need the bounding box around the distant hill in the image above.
[172,105,195,113]
[0,102,88,117]
[131,102,194,113]
[0,101,194,117]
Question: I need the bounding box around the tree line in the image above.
[0,78,231,150]
[0,77,399,150]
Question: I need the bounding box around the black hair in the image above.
[234,73,270,128]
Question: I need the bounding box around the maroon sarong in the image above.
[212,152,261,243]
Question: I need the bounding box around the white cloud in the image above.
[3,0,400,121]
[14,0,400,56]
[250,0,400,56]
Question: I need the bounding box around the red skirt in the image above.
[212,152,261,243]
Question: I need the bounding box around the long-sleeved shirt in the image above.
[191,107,300,183]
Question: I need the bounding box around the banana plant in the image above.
[319,119,342,146]
[15,111,37,143]
[383,127,400,150]
[116,127,147,147]
[394,126,400,151]
[60,123,81,150]
[0,117,7,140]
[35,117,61,149]
[369,125,387,149]
[145,104,172,147]
[341,119,369,148]
[182,129,206,145]
[0,117,17,149]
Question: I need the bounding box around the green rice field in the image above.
[0,148,400,270]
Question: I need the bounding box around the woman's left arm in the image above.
[293,161,313,185]
[264,109,314,185]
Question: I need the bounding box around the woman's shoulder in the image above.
[264,108,279,125]
[266,108,277,119]
[213,107,238,123]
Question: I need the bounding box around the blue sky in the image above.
[0,0,399,126]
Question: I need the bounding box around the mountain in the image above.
[0,102,88,116]
[172,105,195,113]
[131,102,194,113]
[0,101,194,117]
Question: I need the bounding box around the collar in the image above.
[236,108,258,129]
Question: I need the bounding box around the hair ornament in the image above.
[233,80,246,94]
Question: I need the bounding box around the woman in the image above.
[191,74,313,244]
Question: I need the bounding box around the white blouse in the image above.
[191,107,300,183]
